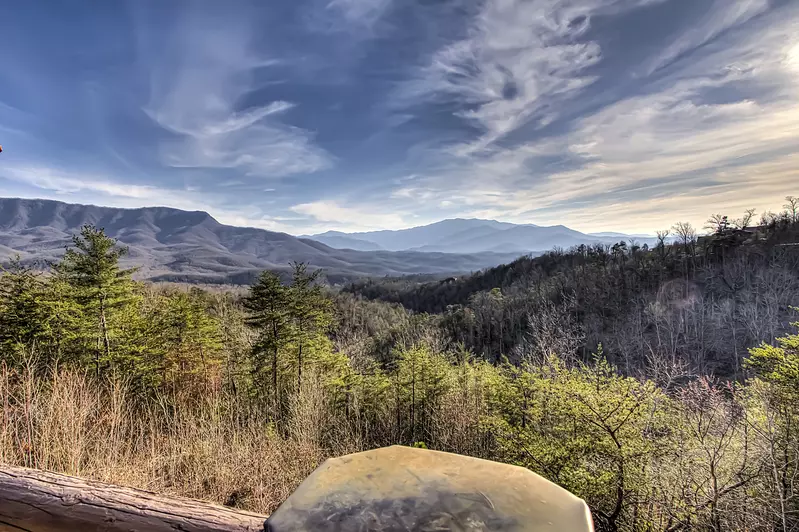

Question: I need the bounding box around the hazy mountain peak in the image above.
[308,218,655,254]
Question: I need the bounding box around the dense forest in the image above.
[1,197,798,531]
[347,200,799,381]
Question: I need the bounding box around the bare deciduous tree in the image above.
[785,196,799,224]
[734,209,757,230]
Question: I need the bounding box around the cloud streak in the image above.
[644,0,769,75]
[326,0,393,28]
[291,200,411,232]
[143,9,333,178]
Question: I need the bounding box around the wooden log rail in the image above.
[0,465,267,532]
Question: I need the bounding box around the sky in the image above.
[1,0,798,235]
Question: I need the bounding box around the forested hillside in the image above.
[347,201,799,380]
[0,198,798,531]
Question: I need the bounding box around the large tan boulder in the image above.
[267,446,593,531]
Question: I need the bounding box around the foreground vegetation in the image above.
[1,199,799,531]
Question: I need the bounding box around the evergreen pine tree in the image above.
[244,270,292,409]
[158,290,223,393]
[0,257,48,367]
[288,262,333,389]
[55,224,137,376]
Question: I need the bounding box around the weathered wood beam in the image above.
[0,465,266,532]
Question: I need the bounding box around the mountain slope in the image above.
[309,219,655,253]
[311,219,518,252]
[412,224,603,253]
[0,198,521,283]
[301,231,385,251]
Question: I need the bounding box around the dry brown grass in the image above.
[0,364,325,514]
[0,352,492,516]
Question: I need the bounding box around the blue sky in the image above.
[1,0,797,234]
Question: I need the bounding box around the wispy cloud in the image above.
[326,0,393,28]
[143,9,333,178]
[3,165,205,209]
[644,0,769,75]
[291,200,411,232]
[398,0,663,154]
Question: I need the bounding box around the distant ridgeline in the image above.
[0,197,521,283]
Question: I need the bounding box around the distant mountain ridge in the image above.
[307,219,655,254]
[303,232,385,251]
[0,198,522,283]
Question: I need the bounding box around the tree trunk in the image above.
[411,354,416,444]
[297,321,305,391]
[272,319,279,418]
[99,297,111,375]
[297,340,303,391]
[0,465,266,532]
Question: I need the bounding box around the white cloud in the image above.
[327,0,393,27]
[291,200,411,232]
[645,0,769,74]
[1,165,234,214]
[144,13,333,178]
[525,152,799,232]
[4,166,166,201]
[788,42,799,73]
[398,0,664,154]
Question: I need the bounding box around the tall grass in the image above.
[0,351,494,515]
[0,363,323,514]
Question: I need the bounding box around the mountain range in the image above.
[0,198,521,284]
[306,219,656,254]
[0,198,655,284]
